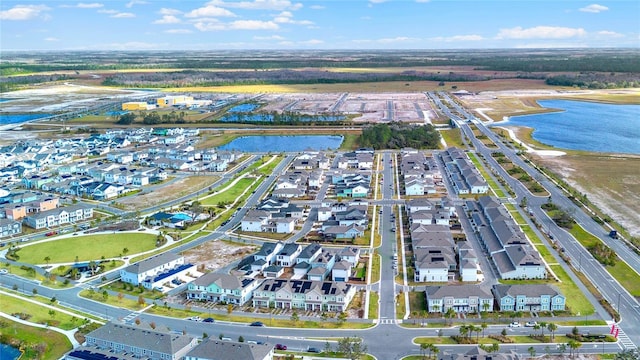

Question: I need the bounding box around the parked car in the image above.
[188,316,201,322]
[275,344,287,350]
[525,321,537,327]
[203,317,215,323]
[509,321,521,328]
[307,347,321,353]
[249,321,264,327]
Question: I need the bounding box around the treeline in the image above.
[545,73,640,89]
[359,123,440,149]
[116,111,186,125]
[101,69,494,88]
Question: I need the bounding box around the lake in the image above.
[0,113,53,125]
[0,343,21,360]
[218,135,344,152]
[503,100,640,154]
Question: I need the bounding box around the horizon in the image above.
[1,0,639,51]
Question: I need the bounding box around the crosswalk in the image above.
[122,312,139,324]
[617,328,638,350]
[378,318,396,325]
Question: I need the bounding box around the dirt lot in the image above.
[116,176,220,211]
[182,240,256,272]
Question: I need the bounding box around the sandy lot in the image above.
[182,240,256,272]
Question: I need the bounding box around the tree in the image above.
[337,311,347,326]
[558,343,567,356]
[572,326,579,336]
[324,341,332,354]
[122,248,129,257]
[337,337,367,360]
[420,343,428,359]
[490,343,500,354]
[117,292,124,303]
[102,290,109,301]
[568,339,581,357]
[48,309,56,321]
[149,321,156,329]
[481,322,488,338]
[501,328,507,336]
[32,288,38,296]
[116,112,136,125]
[547,322,558,340]
[444,308,456,325]
[482,302,490,313]
[539,321,547,337]
[238,336,244,342]
[44,256,51,266]
[138,295,145,306]
[528,346,536,358]
[290,311,299,324]
[227,304,233,315]
[520,196,528,209]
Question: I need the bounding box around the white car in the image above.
[525,321,537,327]
[509,321,521,328]
[0,269,8,275]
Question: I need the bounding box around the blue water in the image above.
[0,343,21,360]
[0,98,17,103]
[504,100,640,154]
[219,135,344,152]
[220,113,345,123]
[228,103,260,112]
[0,113,53,125]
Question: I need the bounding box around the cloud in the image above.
[159,8,181,15]
[579,4,608,13]
[299,39,323,45]
[253,35,286,40]
[100,41,167,50]
[44,37,59,41]
[597,30,623,38]
[164,29,192,34]
[497,26,586,39]
[273,11,313,25]
[431,34,484,42]
[154,15,181,24]
[0,4,50,20]
[310,5,324,10]
[185,5,236,18]
[111,12,135,18]
[60,3,103,8]
[126,0,149,8]
[194,19,279,31]
[353,36,419,44]
[207,0,302,11]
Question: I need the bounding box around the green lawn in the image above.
[15,233,158,264]
[439,128,465,148]
[467,152,506,198]
[504,204,527,224]
[256,156,283,176]
[569,224,640,296]
[0,318,73,360]
[408,291,427,315]
[368,291,379,320]
[370,252,381,283]
[0,293,82,330]
[201,177,256,206]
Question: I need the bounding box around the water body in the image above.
[0,113,53,125]
[219,110,345,122]
[219,135,343,152]
[0,343,22,360]
[0,98,18,103]
[504,100,640,154]
[228,103,260,112]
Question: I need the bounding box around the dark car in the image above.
[203,317,215,323]
[275,344,287,350]
[307,347,321,353]
[249,321,264,327]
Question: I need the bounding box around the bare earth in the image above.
[182,240,256,272]
[116,176,219,211]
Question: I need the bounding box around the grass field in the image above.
[568,225,640,297]
[439,128,464,148]
[200,177,256,206]
[368,291,379,319]
[0,318,73,360]
[0,293,81,330]
[15,233,158,264]
[467,152,506,198]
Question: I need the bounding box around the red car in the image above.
[45,231,57,237]
[275,344,287,350]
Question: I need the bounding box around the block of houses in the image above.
[184,338,274,360]
[323,224,365,240]
[492,284,566,312]
[252,279,356,312]
[81,322,197,360]
[0,218,22,238]
[23,204,94,229]
[186,273,259,306]
[120,253,194,291]
[426,285,494,313]
[493,245,546,280]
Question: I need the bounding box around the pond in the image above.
[0,343,21,360]
[228,103,260,113]
[218,135,344,152]
[0,113,53,125]
[502,100,640,154]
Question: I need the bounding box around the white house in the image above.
[120,253,194,291]
[331,260,352,282]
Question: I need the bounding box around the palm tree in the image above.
[459,325,469,339]
[44,256,51,266]
[539,321,547,337]
[533,323,541,335]
[547,322,558,341]
[420,343,428,359]
[481,322,488,338]
[431,344,440,359]
[568,340,582,357]
[528,346,536,358]
[445,308,456,326]
[482,302,490,313]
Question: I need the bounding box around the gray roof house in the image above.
[184,338,273,360]
[425,285,494,313]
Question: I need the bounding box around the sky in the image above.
[1,0,639,51]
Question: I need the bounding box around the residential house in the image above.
[425,285,494,313]
[184,338,273,360]
[186,273,259,306]
[252,279,356,312]
[492,284,566,312]
[331,260,352,282]
[276,243,302,267]
[0,218,22,238]
[120,253,194,290]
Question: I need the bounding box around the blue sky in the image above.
[1,1,638,50]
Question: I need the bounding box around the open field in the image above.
[439,128,464,148]
[15,233,158,264]
[0,317,73,360]
[534,153,640,238]
[116,176,220,211]
[201,177,256,206]
[0,293,80,330]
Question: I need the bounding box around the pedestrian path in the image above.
[378,318,397,325]
[617,327,637,350]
